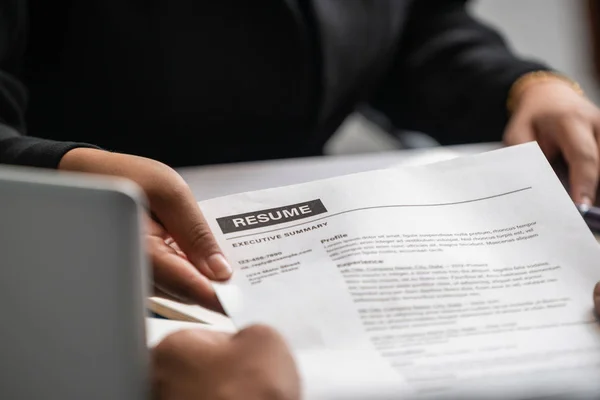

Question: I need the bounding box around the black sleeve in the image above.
[0,0,98,169]
[369,0,551,145]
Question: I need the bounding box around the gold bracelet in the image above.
[507,71,585,113]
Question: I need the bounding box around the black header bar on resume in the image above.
[217,199,328,234]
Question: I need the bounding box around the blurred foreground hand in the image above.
[152,325,301,400]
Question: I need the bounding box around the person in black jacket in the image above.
[2,0,600,374]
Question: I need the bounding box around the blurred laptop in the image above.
[0,166,150,400]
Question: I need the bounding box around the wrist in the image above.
[58,147,109,172]
[507,71,584,114]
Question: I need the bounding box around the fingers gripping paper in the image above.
[200,143,600,399]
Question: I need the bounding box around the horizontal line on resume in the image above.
[225,187,533,240]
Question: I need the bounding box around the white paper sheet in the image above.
[199,143,600,399]
[145,318,234,347]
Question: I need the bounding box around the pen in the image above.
[577,203,600,234]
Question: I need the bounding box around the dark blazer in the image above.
[0,0,546,167]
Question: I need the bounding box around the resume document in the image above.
[199,143,600,399]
